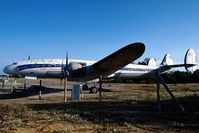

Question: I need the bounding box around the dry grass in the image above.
[0,80,198,132]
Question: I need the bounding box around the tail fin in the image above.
[159,49,197,73]
[160,54,173,66]
[148,58,156,67]
[184,49,197,72]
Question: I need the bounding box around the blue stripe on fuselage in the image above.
[16,64,62,71]
[121,67,153,72]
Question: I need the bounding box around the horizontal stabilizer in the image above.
[161,48,197,73]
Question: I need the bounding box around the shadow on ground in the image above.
[0,85,63,99]
[0,85,198,131]
[27,95,199,131]
[0,86,112,99]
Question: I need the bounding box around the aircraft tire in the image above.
[90,86,98,93]
[82,84,89,90]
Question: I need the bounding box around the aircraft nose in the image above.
[3,65,16,75]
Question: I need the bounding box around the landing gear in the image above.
[90,86,98,93]
[82,84,98,93]
[82,84,89,90]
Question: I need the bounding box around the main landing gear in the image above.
[82,83,99,93]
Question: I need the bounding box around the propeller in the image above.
[60,52,69,85]
[64,52,69,77]
[60,60,64,85]
[63,52,69,101]
[59,52,70,101]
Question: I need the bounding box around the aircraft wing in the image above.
[89,42,145,78]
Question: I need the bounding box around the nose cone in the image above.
[3,65,16,75]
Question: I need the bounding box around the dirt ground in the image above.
[0,79,198,133]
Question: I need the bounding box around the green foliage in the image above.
[191,69,199,83]
[122,69,199,84]
[162,70,199,83]
[106,70,199,84]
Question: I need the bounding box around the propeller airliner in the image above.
[3,42,197,93]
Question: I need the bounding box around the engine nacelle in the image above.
[68,62,83,72]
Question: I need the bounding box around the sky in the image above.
[0,0,199,74]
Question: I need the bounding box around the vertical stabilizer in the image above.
[184,49,197,72]
[160,54,173,66]
[148,58,156,67]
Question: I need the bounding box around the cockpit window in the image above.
[12,62,17,65]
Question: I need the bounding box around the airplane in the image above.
[3,42,197,93]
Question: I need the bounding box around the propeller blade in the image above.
[64,52,69,102]
[60,60,64,85]
[64,52,69,77]
[66,52,68,66]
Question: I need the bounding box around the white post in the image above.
[99,75,102,103]
[39,80,42,100]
